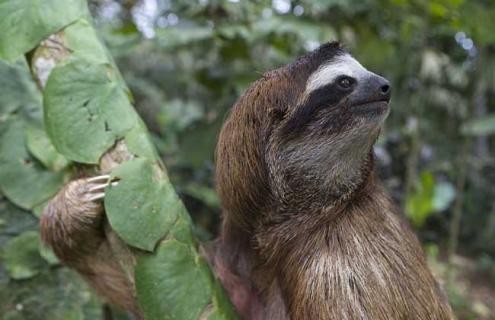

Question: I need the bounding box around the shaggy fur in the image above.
[40,178,141,317]
[213,42,453,319]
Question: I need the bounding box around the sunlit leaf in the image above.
[405,171,435,227]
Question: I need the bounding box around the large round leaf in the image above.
[135,240,213,320]
[44,60,137,163]
[0,118,64,209]
[104,158,182,251]
[0,0,88,62]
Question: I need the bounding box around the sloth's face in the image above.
[280,53,391,139]
[268,52,391,199]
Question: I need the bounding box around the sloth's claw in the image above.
[87,181,118,192]
[88,183,109,192]
[82,175,119,202]
[87,192,106,202]
[87,174,111,182]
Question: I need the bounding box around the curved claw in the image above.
[82,175,119,202]
[87,175,111,182]
[87,192,106,201]
[88,181,119,192]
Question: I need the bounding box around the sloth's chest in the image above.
[276,219,450,320]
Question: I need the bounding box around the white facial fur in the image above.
[305,54,372,94]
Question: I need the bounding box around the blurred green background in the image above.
[1,0,495,319]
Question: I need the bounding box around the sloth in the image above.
[40,42,454,319]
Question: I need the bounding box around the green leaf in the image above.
[134,212,237,319]
[32,200,49,218]
[25,125,70,171]
[135,240,213,320]
[462,114,495,136]
[2,231,45,280]
[39,243,59,265]
[0,59,40,117]
[124,118,159,160]
[104,158,181,251]
[405,171,435,227]
[64,19,113,64]
[44,60,137,163]
[0,0,89,62]
[405,175,455,227]
[428,2,448,18]
[0,118,64,209]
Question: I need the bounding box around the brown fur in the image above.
[40,178,141,317]
[213,43,454,319]
[40,42,453,319]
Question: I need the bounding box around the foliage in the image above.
[44,60,137,163]
[0,0,236,319]
[105,158,182,251]
[0,196,105,319]
[0,0,88,62]
[1,0,495,319]
[405,171,455,227]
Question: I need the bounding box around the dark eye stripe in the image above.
[280,82,347,136]
[338,76,355,89]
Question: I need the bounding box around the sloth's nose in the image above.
[380,81,391,96]
[365,73,392,102]
[352,74,392,106]
[374,75,391,102]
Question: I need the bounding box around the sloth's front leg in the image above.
[40,174,114,261]
[40,175,141,317]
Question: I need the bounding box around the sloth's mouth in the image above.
[351,99,389,115]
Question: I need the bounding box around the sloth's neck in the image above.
[270,146,376,214]
[213,176,452,319]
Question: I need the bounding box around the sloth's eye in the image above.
[337,76,355,89]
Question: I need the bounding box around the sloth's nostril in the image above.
[381,84,390,94]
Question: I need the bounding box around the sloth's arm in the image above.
[40,176,141,317]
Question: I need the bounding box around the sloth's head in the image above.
[216,42,391,229]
